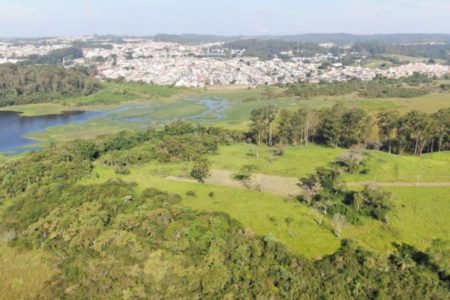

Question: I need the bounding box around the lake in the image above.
[0,110,103,153]
[0,98,229,154]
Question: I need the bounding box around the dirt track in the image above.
[167,169,450,197]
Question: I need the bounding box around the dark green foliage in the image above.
[275,104,372,148]
[427,239,450,280]
[300,155,390,224]
[0,64,102,106]
[249,105,277,146]
[317,104,372,147]
[378,108,450,155]
[0,128,448,299]
[286,77,429,99]
[336,148,367,173]
[352,41,450,61]
[24,46,84,65]
[190,158,211,183]
[233,164,258,182]
[0,140,96,197]
[352,184,391,222]
[224,39,331,60]
[3,178,448,299]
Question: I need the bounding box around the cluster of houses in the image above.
[1,37,448,87]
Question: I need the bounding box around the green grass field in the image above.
[208,144,450,182]
[77,142,450,259]
[209,144,346,178]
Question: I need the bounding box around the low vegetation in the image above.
[0,124,449,298]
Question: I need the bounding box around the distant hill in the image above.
[276,33,450,45]
[152,33,450,45]
[154,34,237,44]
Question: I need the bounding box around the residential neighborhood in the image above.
[1,37,449,87]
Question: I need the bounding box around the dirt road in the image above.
[167,169,450,197]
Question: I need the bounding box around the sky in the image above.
[0,0,449,37]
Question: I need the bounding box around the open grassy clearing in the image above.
[344,187,450,253]
[208,144,450,182]
[79,160,450,259]
[81,163,341,258]
[345,150,450,182]
[209,144,345,178]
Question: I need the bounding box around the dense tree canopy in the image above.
[0,64,102,106]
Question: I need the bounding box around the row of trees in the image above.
[352,41,450,61]
[250,104,373,148]
[378,108,450,155]
[0,64,102,106]
[224,39,333,60]
[286,76,429,100]
[23,46,84,65]
[249,104,449,155]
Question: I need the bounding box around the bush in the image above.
[190,158,211,183]
[114,165,130,175]
[186,190,197,197]
[233,164,258,182]
[352,183,391,222]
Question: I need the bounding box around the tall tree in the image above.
[250,105,278,146]
[377,110,400,153]
[433,108,450,152]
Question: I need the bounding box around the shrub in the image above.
[189,158,211,183]
[186,190,197,197]
[115,165,130,175]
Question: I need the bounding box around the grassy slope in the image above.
[209,144,450,182]
[209,144,346,178]
[81,162,340,258]
[345,187,450,253]
[79,142,450,259]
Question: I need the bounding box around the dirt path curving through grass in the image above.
[166,169,450,197]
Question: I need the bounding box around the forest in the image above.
[23,46,84,65]
[248,103,449,155]
[0,63,102,106]
[1,122,449,299]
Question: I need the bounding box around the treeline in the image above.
[248,104,450,155]
[286,75,430,99]
[1,126,449,299]
[352,41,450,62]
[23,46,84,65]
[224,39,335,60]
[0,64,102,106]
[378,108,450,155]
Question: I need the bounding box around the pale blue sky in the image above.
[0,0,449,37]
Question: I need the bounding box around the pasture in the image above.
[79,143,450,259]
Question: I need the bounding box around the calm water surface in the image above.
[0,99,229,154]
[0,110,102,153]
